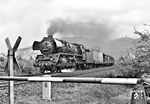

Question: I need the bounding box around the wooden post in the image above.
[5,38,14,104]
[8,50,14,104]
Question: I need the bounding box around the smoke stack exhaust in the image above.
[47,24,57,37]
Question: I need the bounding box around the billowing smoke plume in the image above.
[47,18,114,49]
[47,24,58,36]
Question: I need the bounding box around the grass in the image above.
[0,65,133,104]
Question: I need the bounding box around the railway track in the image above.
[18,66,115,77]
[52,66,115,77]
[0,66,115,88]
[0,81,27,89]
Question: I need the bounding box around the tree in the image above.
[134,25,150,67]
[119,24,150,77]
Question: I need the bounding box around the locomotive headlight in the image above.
[50,58,54,61]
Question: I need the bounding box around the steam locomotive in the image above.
[32,35,115,73]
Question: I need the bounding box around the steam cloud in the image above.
[47,18,114,49]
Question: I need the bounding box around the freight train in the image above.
[32,35,115,73]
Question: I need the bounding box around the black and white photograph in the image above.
[0,0,150,104]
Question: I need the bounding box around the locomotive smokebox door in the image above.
[42,75,51,100]
[130,90,147,104]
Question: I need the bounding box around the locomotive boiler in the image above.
[32,35,115,73]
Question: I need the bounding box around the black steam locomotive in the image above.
[32,35,115,73]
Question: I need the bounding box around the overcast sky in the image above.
[0,0,150,52]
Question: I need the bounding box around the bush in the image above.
[15,56,36,75]
[118,24,150,78]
